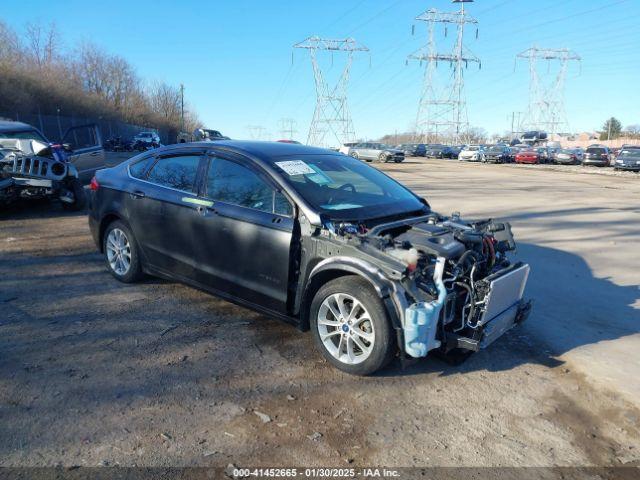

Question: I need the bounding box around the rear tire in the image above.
[310,276,396,375]
[103,220,143,283]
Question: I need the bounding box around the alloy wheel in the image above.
[106,228,132,276]
[316,293,375,365]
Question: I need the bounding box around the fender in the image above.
[301,256,409,334]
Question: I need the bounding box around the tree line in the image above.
[0,21,201,137]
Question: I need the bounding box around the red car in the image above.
[515,150,541,164]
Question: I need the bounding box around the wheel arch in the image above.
[97,212,130,252]
[298,257,400,332]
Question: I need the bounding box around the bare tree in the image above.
[148,81,181,123]
[25,22,60,68]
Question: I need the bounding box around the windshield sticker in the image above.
[275,160,316,176]
[306,164,333,185]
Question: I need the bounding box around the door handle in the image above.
[130,190,145,199]
[90,151,100,156]
[196,205,216,216]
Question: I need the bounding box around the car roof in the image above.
[154,140,337,161]
[0,120,37,132]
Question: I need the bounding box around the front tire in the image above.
[61,178,86,211]
[310,276,396,375]
[103,220,143,283]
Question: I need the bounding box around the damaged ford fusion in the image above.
[88,141,531,375]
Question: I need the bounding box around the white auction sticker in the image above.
[275,160,316,176]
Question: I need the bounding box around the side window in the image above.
[146,155,200,191]
[207,158,277,213]
[129,157,151,179]
[274,191,293,216]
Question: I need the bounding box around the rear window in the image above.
[146,155,200,192]
[586,147,606,154]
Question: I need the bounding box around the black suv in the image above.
[583,145,610,167]
[88,141,531,375]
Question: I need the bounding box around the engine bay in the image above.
[321,211,532,357]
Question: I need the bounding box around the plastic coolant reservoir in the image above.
[404,257,446,358]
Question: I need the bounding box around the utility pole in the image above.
[516,46,581,136]
[293,36,369,148]
[408,0,480,145]
[180,84,185,133]
[279,118,298,140]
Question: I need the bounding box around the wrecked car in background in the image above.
[0,121,104,210]
[88,141,531,375]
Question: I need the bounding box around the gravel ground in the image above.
[0,156,639,468]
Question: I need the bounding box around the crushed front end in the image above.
[373,213,531,358]
[0,138,81,208]
[319,211,532,361]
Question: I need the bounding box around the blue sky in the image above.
[4,0,639,140]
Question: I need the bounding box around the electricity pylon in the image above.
[293,36,368,148]
[408,0,480,144]
[246,125,267,140]
[279,118,298,140]
[516,46,581,136]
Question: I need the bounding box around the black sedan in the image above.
[88,141,531,375]
[482,145,511,164]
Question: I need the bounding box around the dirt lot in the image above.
[1,157,639,468]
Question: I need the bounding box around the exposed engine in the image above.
[324,212,532,358]
[373,213,531,355]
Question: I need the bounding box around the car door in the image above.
[125,151,206,278]
[190,152,294,313]
[61,124,105,184]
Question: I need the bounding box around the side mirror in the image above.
[62,143,73,152]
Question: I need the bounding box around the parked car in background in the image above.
[104,136,134,152]
[443,145,463,159]
[133,131,161,150]
[515,149,541,164]
[397,143,426,157]
[535,147,552,163]
[0,120,104,209]
[338,142,358,155]
[88,140,530,375]
[613,148,640,171]
[177,129,229,143]
[520,130,548,144]
[553,148,582,165]
[349,142,404,163]
[482,145,511,164]
[425,144,448,158]
[582,145,610,167]
[458,145,484,162]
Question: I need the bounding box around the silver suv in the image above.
[348,142,404,163]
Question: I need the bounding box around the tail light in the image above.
[89,176,100,191]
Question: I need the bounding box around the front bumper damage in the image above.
[401,262,531,358]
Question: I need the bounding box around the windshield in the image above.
[0,129,48,143]
[559,149,573,154]
[620,150,640,158]
[272,154,425,220]
[466,146,480,151]
[488,146,503,152]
